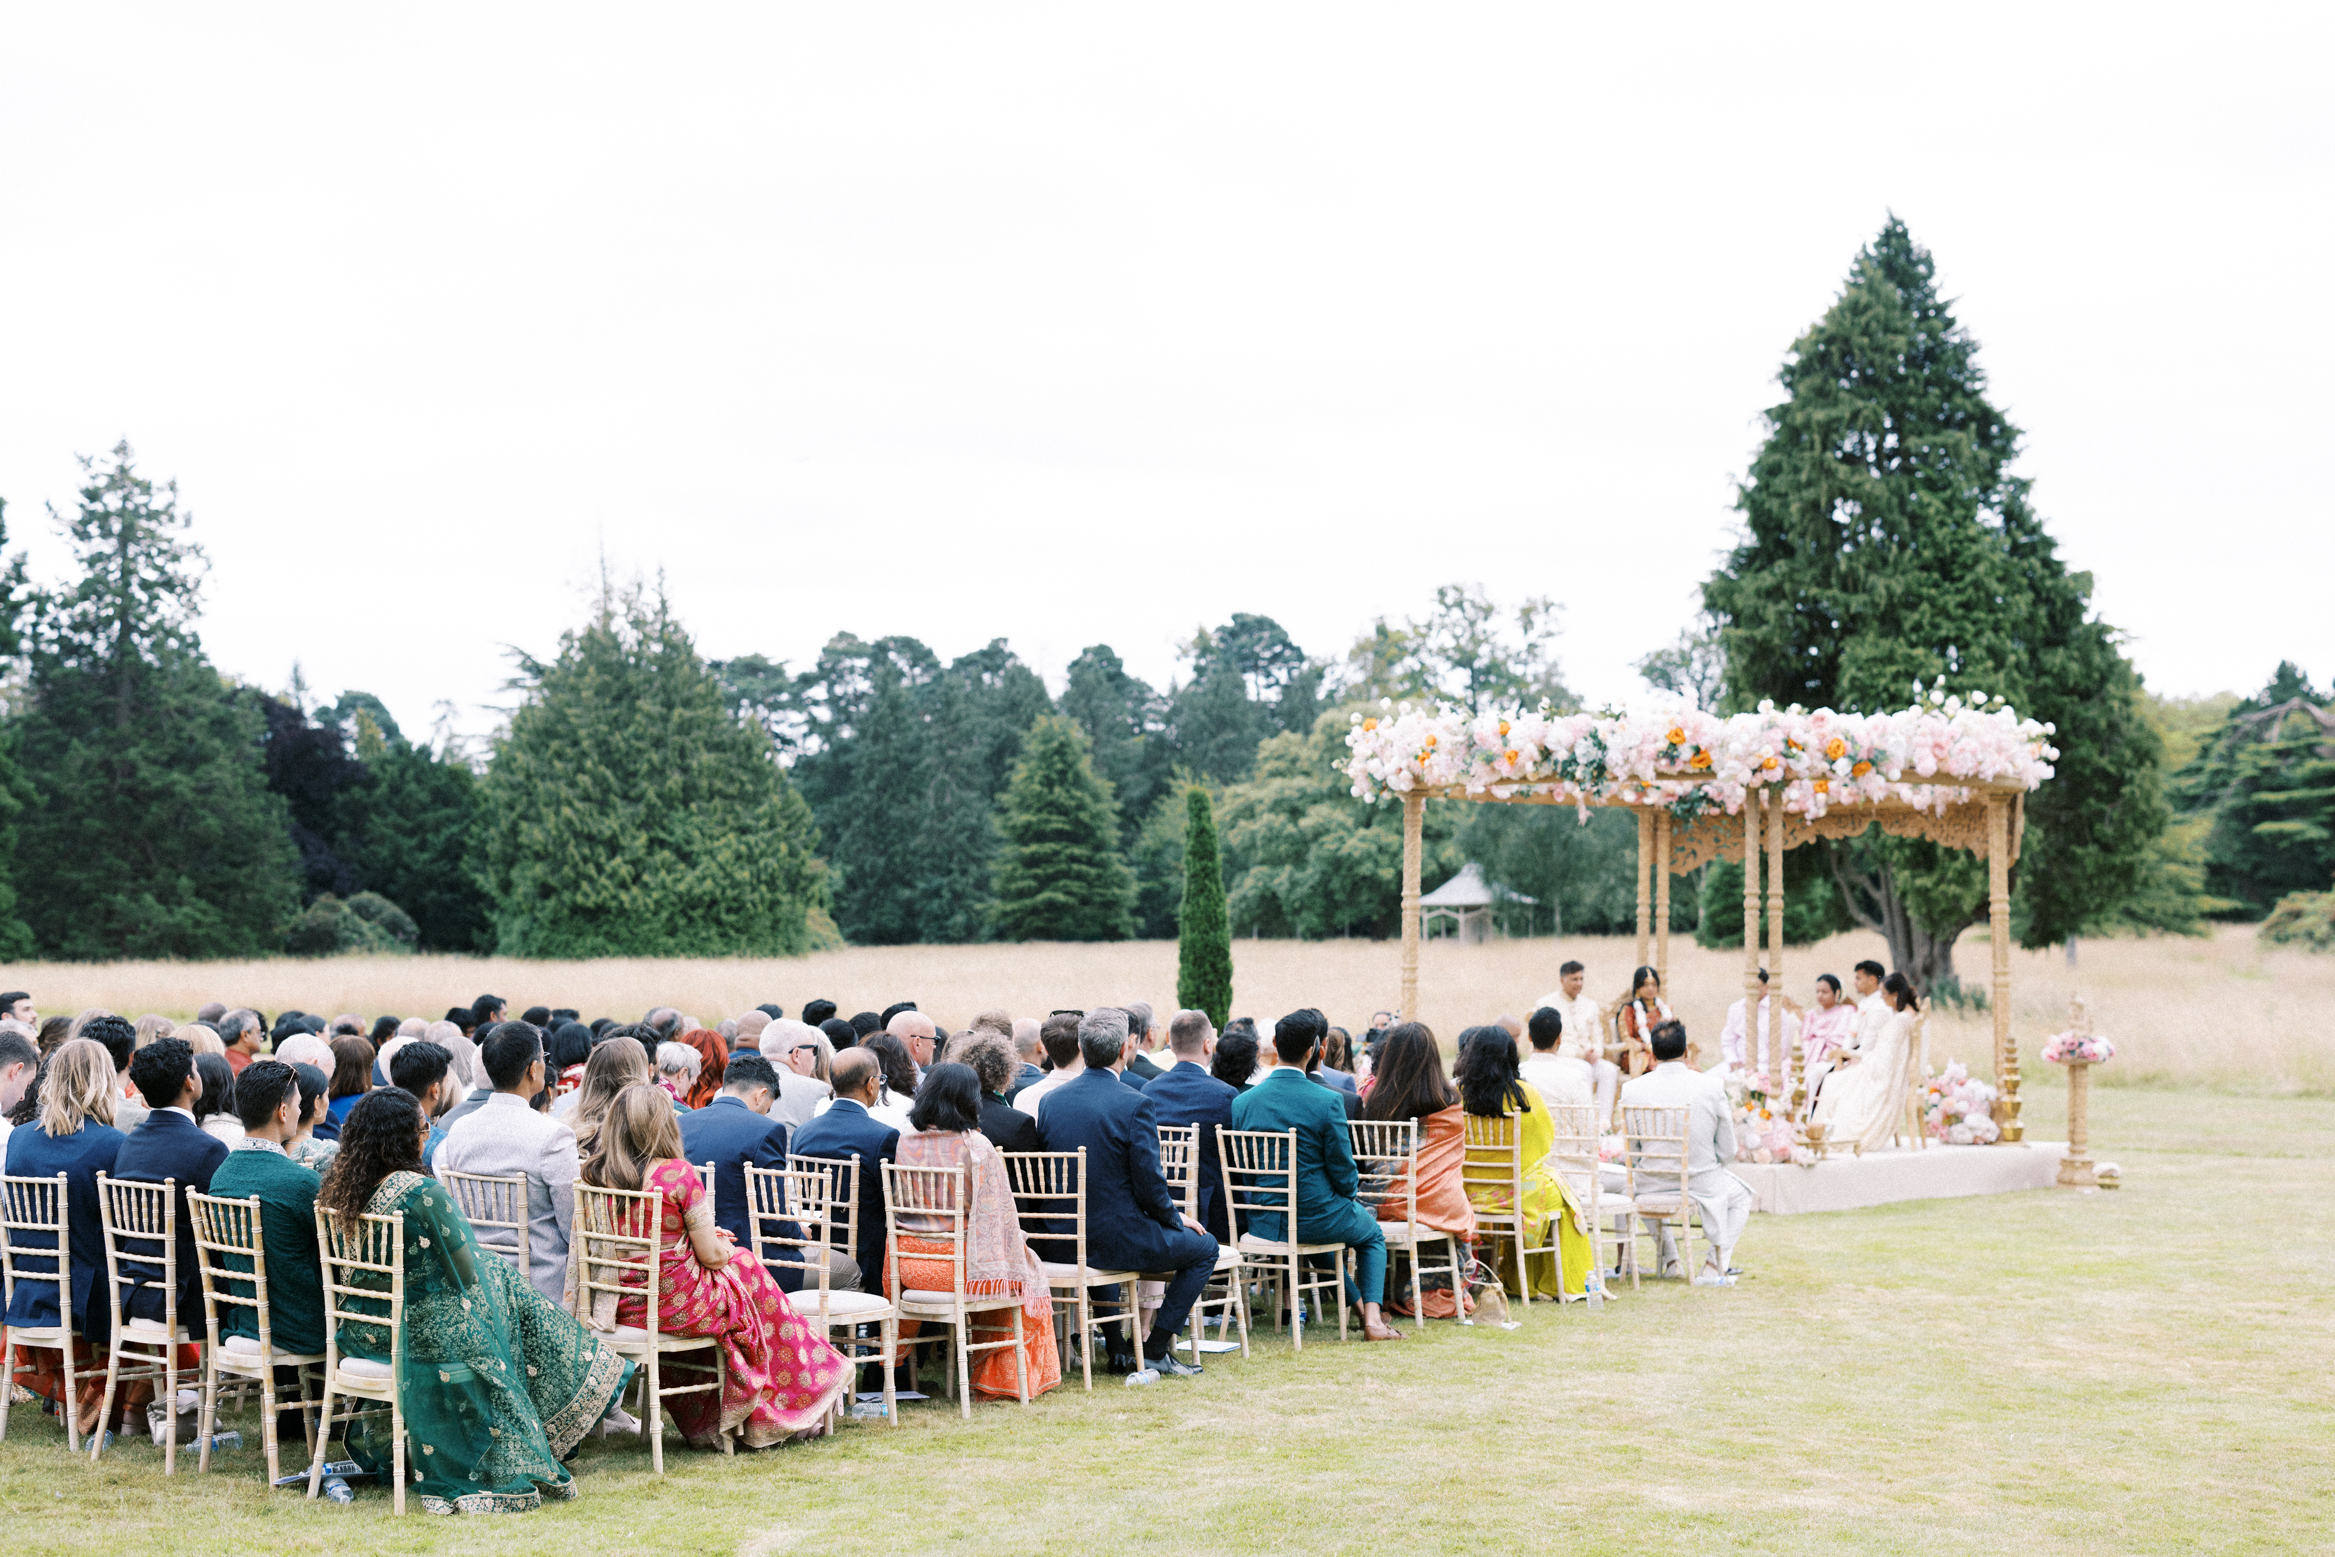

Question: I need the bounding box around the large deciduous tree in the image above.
[479,579,824,957]
[16,444,300,958]
[1703,219,2188,989]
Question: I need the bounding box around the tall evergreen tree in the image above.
[0,500,36,959]
[16,443,300,958]
[2175,663,2335,916]
[1702,219,2188,986]
[823,664,932,945]
[1060,644,1172,845]
[478,579,825,957]
[913,669,1002,944]
[992,715,1134,941]
[1176,786,1233,1025]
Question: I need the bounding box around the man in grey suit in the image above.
[438,1022,579,1306]
[1618,1020,1755,1286]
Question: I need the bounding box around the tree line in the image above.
[2,218,2323,967]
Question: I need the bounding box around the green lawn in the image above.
[6,1087,2331,1556]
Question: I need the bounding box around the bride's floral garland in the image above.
[1342,686,2057,820]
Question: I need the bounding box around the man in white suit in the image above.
[1534,960,1618,1123]
[1619,1020,1756,1286]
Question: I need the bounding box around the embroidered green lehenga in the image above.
[337,1170,632,1514]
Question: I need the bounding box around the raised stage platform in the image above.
[1735,1141,2069,1215]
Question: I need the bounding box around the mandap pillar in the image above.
[1653,811,1673,994]
[1634,810,1654,969]
[1742,792,1763,1063]
[1401,791,1424,1022]
[1988,794,2023,1142]
[1767,789,1788,1096]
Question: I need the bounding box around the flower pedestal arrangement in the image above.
[2042,995,2116,1189]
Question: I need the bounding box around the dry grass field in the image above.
[8,922,2329,1094]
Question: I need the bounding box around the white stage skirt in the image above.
[1734,1141,2067,1215]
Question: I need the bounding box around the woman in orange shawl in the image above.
[885,1064,1060,1400]
[1362,1023,1477,1318]
[679,1029,729,1111]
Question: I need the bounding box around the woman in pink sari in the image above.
[583,1085,850,1449]
[1362,1023,1477,1318]
[887,1063,1060,1400]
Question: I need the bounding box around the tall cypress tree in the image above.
[1703,219,2187,986]
[16,444,301,958]
[478,579,825,957]
[1176,786,1233,1025]
[993,715,1134,941]
[0,500,35,959]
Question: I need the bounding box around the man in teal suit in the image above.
[1229,1013,1403,1342]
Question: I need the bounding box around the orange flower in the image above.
[1824,736,1847,760]
[1814,778,1829,794]
[1852,760,1871,777]
[1363,718,1377,732]
[1666,726,1686,746]
[1504,749,1520,765]
[1498,719,1511,737]
[1688,750,1713,770]
[1424,734,1437,749]
[1761,754,1780,771]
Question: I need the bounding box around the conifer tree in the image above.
[15,444,301,958]
[1703,219,2187,986]
[992,714,1134,941]
[478,578,825,957]
[1176,786,1233,1025]
[339,731,495,952]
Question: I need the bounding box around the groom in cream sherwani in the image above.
[1619,1021,1756,1286]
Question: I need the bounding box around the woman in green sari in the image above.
[317,1089,633,1515]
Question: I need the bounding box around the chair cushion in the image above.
[221,1334,265,1356]
[797,1290,893,1320]
[337,1356,394,1381]
[1212,1244,1242,1272]
[1235,1233,1342,1255]
[122,1317,187,1342]
[1039,1261,1137,1286]
[1631,1194,1683,1215]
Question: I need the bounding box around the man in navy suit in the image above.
[1035,1009,1217,1379]
[789,1048,899,1300]
[111,1036,230,1328]
[680,1051,861,1294]
[1140,1009,1238,1241]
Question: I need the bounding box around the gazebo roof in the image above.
[1419,862,1535,908]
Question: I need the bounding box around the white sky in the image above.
[2,5,2328,745]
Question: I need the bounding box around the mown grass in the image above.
[4,1087,2330,1555]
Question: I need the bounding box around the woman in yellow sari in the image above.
[1455,1026,1590,1300]
[1362,1022,1475,1317]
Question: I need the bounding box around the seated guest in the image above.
[1009,1019,1044,1093]
[320,1089,632,1512]
[885,1063,1061,1399]
[439,1022,581,1307]
[82,1016,147,1135]
[1036,1009,1220,1376]
[209,1058,326,1451]
[1230,1015,1403,1342]
[679,1051,858,1293]
[958,1030,1039,1154]
[886,1010,938,1086]
[765,1020,835,1129]
[323,1036,373,1129]
[679,1028,729,1110]
[1010,1014,1083,1116]
[1121,1002,1165,1082]
[389,1040,457,1162]
[1361,1022,1476,1316]
[218,1009,266,1075]
[114,1036,232,1329]
[654,1041,702,1111]
[1796,974,1858,1105]
[286,1063,338,1173]
[548,1023,594,1095]
[560,1038,650,1154]
[1210,1028,1259,1095]
[730,1010,773,1053]
[192,1052,245,1147]
[1519,1006,1594,1106]
[1293,1010,1363,1119]
[800,999,838,1029]
[790,1048,902,1295]
[0,1025,36,1161]
[1456,1025,1584,1300]
[581,1085,851,1448]
[855,1032,920,1128]
[1142,1010,1237,1240]
[1317,1026,1361,1096]
[2,1039,128,1435]
[819,1016,858,1053]
[1620,1019,1755,1285]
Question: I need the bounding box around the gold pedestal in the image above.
[2056,1060,2095,1188]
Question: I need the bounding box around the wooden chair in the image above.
[1346,1118,1466,1322]
[880,1160,1030,1418]
[186,1190,324,1481]
[696,1161,717,1196]
[92,1173,191,1470]
[1459,1113,1561,1307]
[304,1206,406,1511]
[1548,1102,1633,1295]
[438,1170,527,1272]
[1000,1147,1136,1389]
[1151,1125,1248,1360]
[1216,1128,1347,1348]
[787,1152,866,1272]
[0,1173,81,1450]
[1620,1105,1703,1281]
[746,1162,897,1426]
[569,1182,727,1474]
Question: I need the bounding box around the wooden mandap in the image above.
[1352,696,2057,1144]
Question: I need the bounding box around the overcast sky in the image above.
[2,5,2328,745]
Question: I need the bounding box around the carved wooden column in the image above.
[1743,792,1763,1050]
[1987,794,2022,1141]
[1767,789,1787,1095]
[2057,1062,2095,1186]
[1401,792,1424,1022]
[1653,811,1673,994]
[1634,810,1654,970]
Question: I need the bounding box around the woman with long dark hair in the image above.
[316,1089,631,1514]
[1812,972,1923,1153]
[323,1036,373,1130]
[1613,966,1674,1077]
[1361,1024,1474,1315]
[1453,1025,1585,1300]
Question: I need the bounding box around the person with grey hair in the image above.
[1034,1007,1216,1377]
[1009,1017,1043,1091]
[216,1007,264,1072]
[1121,1002,1165,1083]
[643,1007,684,1042]
[961,1029,1040,1153]
[763,1019,834,1128]
[655,1041,702,1109]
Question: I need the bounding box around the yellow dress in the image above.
[1467,1082,1591,1299]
